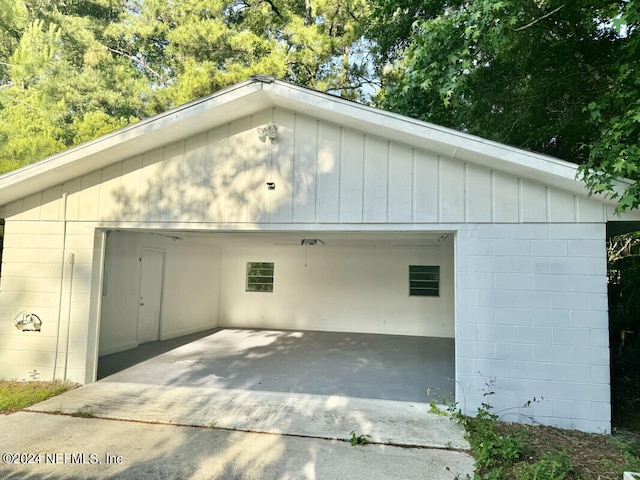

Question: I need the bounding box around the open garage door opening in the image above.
[96,229,456,404]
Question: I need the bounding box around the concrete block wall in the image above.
[0,220,96,384]
[456,223,610,433]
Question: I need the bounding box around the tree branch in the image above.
[261,0,282,18]
[105,46,165,85]
[515,5,565,32]
[1,94,44,112]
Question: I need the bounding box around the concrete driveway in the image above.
[1,329,475,479]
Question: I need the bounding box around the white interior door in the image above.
[137,248,165,343]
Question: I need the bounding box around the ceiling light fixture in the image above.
[301,239,325,267]
[301,239,325,246]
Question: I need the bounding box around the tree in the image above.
[578,1,640,212]
[0,0,150,171]
[371,0,640,212]
[0,0,372,170]
[106,0,371,107]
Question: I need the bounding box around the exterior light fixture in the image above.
[266,182,276,190]
[257,124,278,142]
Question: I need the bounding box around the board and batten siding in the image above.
[0,108,622,226]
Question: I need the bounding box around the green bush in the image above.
[465,417,526,472]
[513,451,574,480]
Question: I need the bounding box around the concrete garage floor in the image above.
[22,329,472,479]
[97,328,221,379]
[98,328,455,403]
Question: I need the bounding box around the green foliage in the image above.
[103,0,371,105]
[451,375,640,479]
[613,436,640,473]
[0,100,67,172]
[9,19,61,86]
[1,0,636,216]
[513,451,574,480]
[0,380,76,413]
[348,430,372,446]
[0,0,150,168]
[465,416,526,473]
[477,378,499,422]
[377,1,612,161]
[373,0,640,212]
[0,0,373,169]
[429,400,449,416]
[70,111,134,145]
[70,408,96,418]
[429,398,466,425]
[576,2,640,213]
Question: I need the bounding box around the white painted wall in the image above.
[218,242,454,338]
[456,223,610,433]
[0,219,97,383]
[99,231,221,355]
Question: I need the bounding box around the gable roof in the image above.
[0,76,601,207]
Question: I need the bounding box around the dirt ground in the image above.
[495,420,640,479]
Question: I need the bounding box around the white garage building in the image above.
[0,77,635,433]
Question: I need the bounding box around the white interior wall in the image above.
[99,231,221,355]
[218,241,455,337]
[99,230,453,357]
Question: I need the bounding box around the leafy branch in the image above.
[514,5,566,32]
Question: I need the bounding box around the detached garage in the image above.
[0,77,636,433]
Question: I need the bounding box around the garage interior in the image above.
[97,230,456,404]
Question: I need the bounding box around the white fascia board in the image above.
[264,81,590,197]
[0,81,269,205]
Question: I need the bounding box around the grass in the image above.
[349,430,372,446]
[0,380,77,414]
[69,408,96,418]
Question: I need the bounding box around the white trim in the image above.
[86,230,108,383]
[137,247,166,343]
